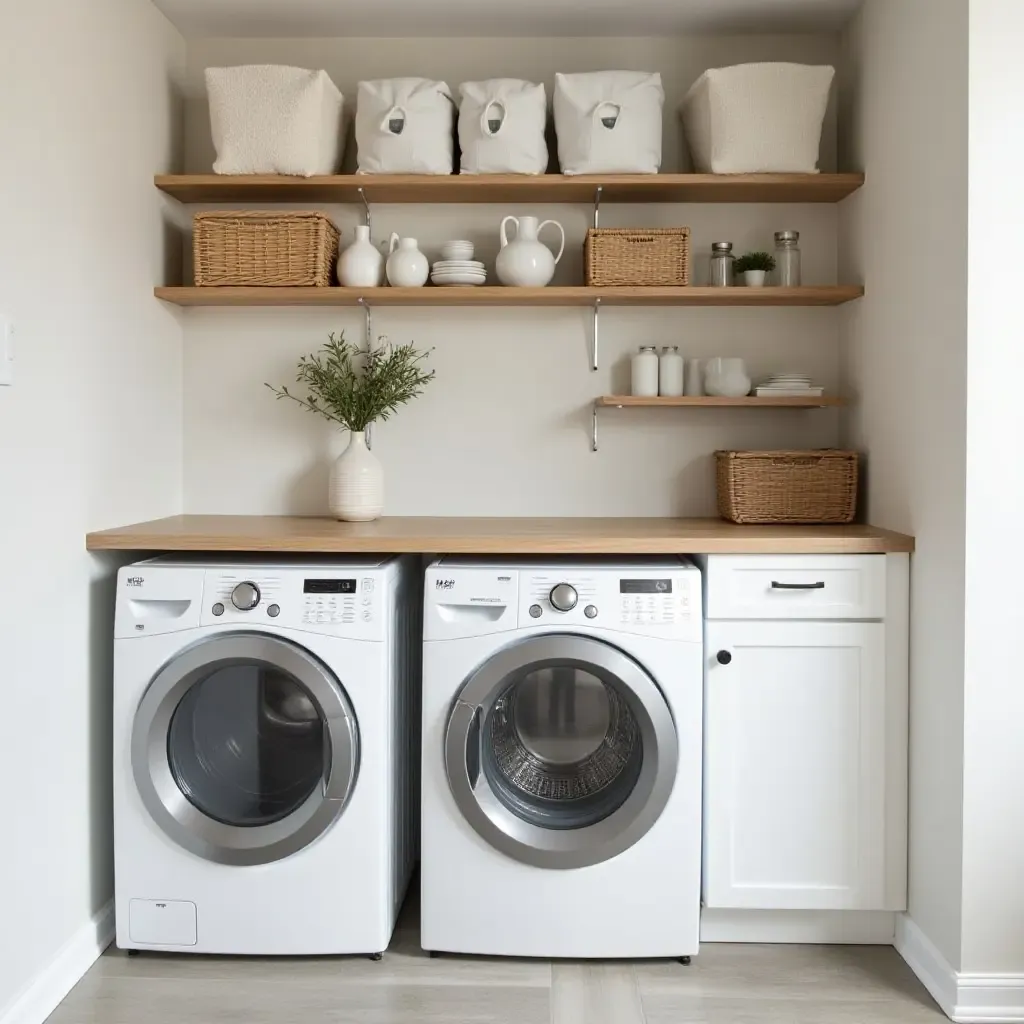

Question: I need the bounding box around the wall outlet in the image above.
[0,317,13,386]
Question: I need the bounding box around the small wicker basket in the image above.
[716,450,859,525]
[585,228,690,287]
[193,211,339,287]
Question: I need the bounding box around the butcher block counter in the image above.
[85,516,915,554]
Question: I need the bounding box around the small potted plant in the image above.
[733,251,777,287]
[267,331,434,522]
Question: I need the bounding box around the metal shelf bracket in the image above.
[593,185,603,229]
[357,186,371,233]
[358,296,374,450]
[592,402,599,452]
[591,297,601,372]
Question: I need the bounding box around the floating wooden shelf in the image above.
[155,285,863,308]
[597,395,844,408]
[155,172,864,205]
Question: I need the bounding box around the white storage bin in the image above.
[205,65,344,177]
[458,79,547,175]
[356,78,455,175]
[680,62,834,174]
[553,71,664,175]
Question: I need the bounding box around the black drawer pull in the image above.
[771,581,826,590]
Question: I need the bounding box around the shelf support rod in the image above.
[591,298,601,372]
[591,402,599,453]
[357,186,371,234]
[593,185,603,230]
[359,297,374,449]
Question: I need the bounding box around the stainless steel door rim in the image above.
[131,632,359,866]
[444,634,678,869]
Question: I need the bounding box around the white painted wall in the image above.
[960,0,1024,977]
[179,34,845,516]
[0,1,184,1020]
[837,0,968,971]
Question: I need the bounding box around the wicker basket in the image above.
[193,211,339,287]
[585,228,690,287]
[716,450,859,524]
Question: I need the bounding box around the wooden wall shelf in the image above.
[597,395,844,408]
[155,172,864,206]
[155,285,863,308]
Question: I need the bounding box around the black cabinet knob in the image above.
[716,650,732,665]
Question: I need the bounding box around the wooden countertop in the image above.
[85,516,914,555]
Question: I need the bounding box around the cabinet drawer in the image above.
[705,555,886,620]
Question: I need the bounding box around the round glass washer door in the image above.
[131,633,359,866]
[444,634,678,869]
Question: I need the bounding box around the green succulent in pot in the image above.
[733,251,777,288]
[267,331,435,522]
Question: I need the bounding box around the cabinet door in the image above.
[704,621,888,910]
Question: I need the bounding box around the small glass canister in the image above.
[774,230,801,286]
[709,241,735,287]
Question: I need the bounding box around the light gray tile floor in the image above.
[48,893,947,1024]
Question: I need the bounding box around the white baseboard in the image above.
[0,900,114,1024]
[895,914,1024,1023]
[700,908,896,944]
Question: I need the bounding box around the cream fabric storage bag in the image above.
[553,71,664,175]
[680,63,835,173]
[356,78,455,174]
[206,65,344,176]
[458,79,548,175]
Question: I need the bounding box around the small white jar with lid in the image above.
[658,346,684,396]
[631,346,660,396]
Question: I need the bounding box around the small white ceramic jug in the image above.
[385,234,429,287]
[495,214,565,287]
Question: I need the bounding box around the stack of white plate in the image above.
[431,260,487,287]
[755,373,824,398]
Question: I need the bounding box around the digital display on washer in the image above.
[619,579,673,594]
[304,579,357,594]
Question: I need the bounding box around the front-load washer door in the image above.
[444,634,678,869]
[131,632,359,866]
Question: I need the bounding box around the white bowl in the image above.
[440,241,475,261]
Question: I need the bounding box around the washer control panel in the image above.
[199,570,382,637]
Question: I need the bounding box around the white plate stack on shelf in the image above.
[432,240,487,287]
[755,372,824,398]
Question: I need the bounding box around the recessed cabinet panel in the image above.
[703,620,888,910]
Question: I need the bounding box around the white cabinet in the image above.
[701,555,908,914]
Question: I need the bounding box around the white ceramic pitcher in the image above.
[495,215,565,287]
[386,234,429,287]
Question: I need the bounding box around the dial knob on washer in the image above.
[549,583,578,612]
[231,581,261,611]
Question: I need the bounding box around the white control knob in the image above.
[231,581,261,611]
[549,583,578,612]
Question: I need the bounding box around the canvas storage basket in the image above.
[680,62,834,174]
[356,78,455,174]
[205,65,344,176]
[458,79,548,175]
[715,450,859,525]
[553,71,664,175]
[193,211,339,287]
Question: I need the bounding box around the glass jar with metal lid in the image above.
[774,230,801,287]
[709,241,735,287]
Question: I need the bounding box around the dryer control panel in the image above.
[521,567,700,640]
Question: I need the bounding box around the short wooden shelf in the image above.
[155,172,864,206]
[155,285,863,308]
[597,395,844,408]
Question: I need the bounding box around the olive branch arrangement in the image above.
[266,331,435,433]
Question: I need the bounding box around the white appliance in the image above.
[113,555,419,957]
[420,557,703,959]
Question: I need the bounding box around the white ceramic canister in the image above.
[631,346,660,397]
[337,224,384,287]
[658,346,684,396]
[684,358,704,396]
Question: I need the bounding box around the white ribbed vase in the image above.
[329,431,384,522]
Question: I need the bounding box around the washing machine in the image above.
[113,555,419,956]
[420,557,703,960]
